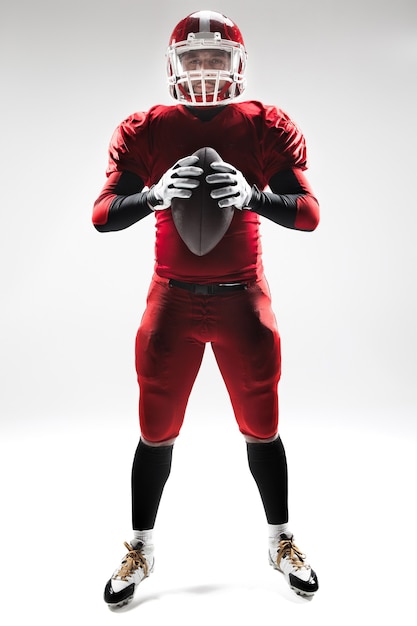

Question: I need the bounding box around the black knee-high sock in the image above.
[131,439,173,530]
[246,436,288,524]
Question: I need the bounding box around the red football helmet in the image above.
[167,11,247,106]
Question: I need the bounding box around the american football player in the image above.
[93,10,320,608]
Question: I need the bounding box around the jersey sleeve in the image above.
[92,112,154,230]
[106,112,152,183]
[247,104,319,231]
[261,105,308,180]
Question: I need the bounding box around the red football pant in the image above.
[135,274,281,443]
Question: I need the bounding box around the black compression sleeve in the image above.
[247,437,289,525]
[131,440,173,530]
[96,193,153,232]
[94,170,153,232]
[248,169,305,229]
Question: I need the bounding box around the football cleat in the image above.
[104,541,154,608]
[269,533,319,597]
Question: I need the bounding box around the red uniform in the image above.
[93,101,319,443]
[101,14,320,606]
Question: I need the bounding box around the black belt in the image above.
[168,279,248,295]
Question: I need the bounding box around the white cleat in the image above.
[269,533,319,597]
[104,541,154,608]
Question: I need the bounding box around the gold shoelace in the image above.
[276,537,307,571]
[116,542,149,581]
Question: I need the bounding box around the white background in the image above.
[1,1,416,624]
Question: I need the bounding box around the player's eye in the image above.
[181,56,198,69]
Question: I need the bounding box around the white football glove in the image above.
[206,161,252,209]
[148,155,203,210]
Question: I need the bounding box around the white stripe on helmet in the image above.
[198,10,211,33]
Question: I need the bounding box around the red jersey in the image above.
[102,100,308,283]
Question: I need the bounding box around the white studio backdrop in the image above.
[0,1,416,624]
[1,0,416,435]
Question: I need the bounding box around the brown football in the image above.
[171,147,235,256]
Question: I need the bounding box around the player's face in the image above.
[179,49,231,95]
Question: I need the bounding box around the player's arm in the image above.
[92,170,153,232]
[207,162,319,232]
[248,167,320,232]
[92,157,203,232]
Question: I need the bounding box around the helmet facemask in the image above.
[167,32,247,106]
